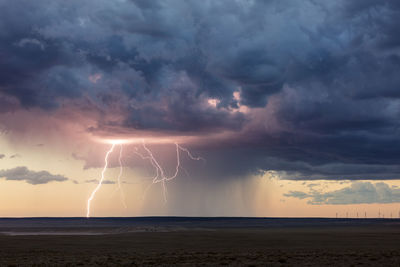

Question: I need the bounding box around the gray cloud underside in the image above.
[1,0,400,179]
[285,182,400,204]
[85,179,116,184]
[0,166,68,184]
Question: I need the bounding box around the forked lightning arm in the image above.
[136,140,205,202]
[86,143,116,218]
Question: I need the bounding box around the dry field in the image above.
[1,225,400,266]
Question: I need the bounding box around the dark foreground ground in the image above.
[0,217,400,266]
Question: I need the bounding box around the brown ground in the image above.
[1,226,400,266]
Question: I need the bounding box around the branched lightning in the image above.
[86,139,204,217]
[136,140,205,202]
[116,144,127,208]
[176,144,205,162]
[86,143,116,218]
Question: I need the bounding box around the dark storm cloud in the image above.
[285,182,400,204]
[0,166,68,184]
[1,0,400,180]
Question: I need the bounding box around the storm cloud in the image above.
[1,0,400,180]
[85,179,116,185]
[285,181,400,204]
[0,166,68,184]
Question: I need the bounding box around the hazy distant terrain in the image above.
[1,218,400,266]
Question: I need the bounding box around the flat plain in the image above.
[0,218,399,266]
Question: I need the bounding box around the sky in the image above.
[1,0,400,217]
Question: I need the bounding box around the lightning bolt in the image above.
[136,140,205,202]
[86,139,204,217]
[116,144,127,208]
[86,143,115,218]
